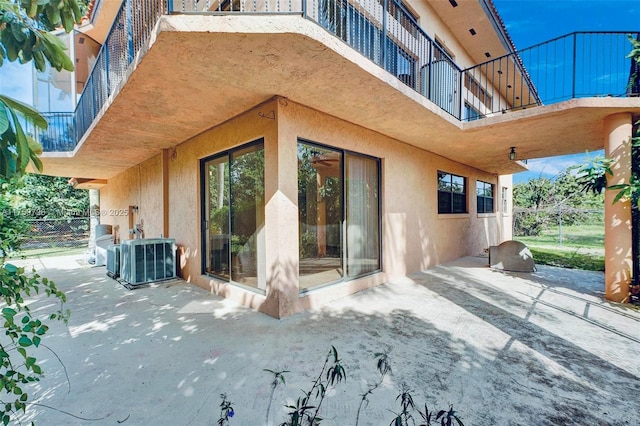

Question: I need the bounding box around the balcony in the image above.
[34,0,639,172]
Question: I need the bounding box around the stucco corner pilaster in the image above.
[604,112,633,302]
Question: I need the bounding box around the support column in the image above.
[604,113,633,302]
[262,98,299,318]
[88,189,100,249]
[162,149,170,238]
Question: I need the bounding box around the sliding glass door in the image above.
[298,142,344,291]
[345,153,380,277]
[204,155,230,279]
[202,140,264,291]
[298,140,381,292]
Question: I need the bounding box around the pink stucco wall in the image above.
[99,98,512,317]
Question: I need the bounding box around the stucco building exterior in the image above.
[24,0,640,317]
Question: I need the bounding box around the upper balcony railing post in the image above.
[167,0,173,13]
[126,0,135,64]
[105,47,111,98]
[457,68,463,120]
[302,0,306,18]
[571,32,577,99]
[381,0,387,67]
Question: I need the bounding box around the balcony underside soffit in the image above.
[40,15,640,180]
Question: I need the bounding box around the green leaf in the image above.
[17,336,31,347]
[29,150,43,173]
[3,263,18,274]
[10,108,30,170]
[0,104,9,134]
[27,135,43,155]
[45,4,60,24]
[33,49,46,72]
[70,0,82,21]
[1,308,17,319]
[612,190,627,204]
[0,96,47,129]
[607,184,629,190]
[2,31,19,62]
[10,22,26,43]
[32,335,41,347]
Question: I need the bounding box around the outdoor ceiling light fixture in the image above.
[509,147,517,161]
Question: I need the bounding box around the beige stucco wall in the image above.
[166,100,278,313]
[98,97,510,317]
[279,100,509,279]
[99,154,163,242]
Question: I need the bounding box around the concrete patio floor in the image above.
[9,254,640,425]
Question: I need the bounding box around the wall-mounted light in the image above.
[509,147,517,161]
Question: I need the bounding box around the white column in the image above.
[88,189,100,250]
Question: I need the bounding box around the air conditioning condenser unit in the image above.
[106,244,121,278]
[120,238,176,286]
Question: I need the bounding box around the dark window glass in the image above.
[476,181,494,213]
[201,141,265,292]
[438,171,467,214]
[298,141,382,291]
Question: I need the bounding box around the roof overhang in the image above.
[39,15,640,181]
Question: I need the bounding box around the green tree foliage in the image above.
[513,169,604,236]
[0,178,28,257]
[9,174,88,218]
[0,1,87,423]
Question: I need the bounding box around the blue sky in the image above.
[492,0,640,183]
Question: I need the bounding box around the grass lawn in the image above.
[528,247,604,271]
[516,223,604,249]
[516,223,605,272]
[8,246,87,260]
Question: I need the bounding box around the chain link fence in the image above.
[513,207,604,244]
[20,217,90,249]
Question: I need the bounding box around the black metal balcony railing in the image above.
[23,112,77,152]
[34,0,639,152]
[464,32,640,120]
